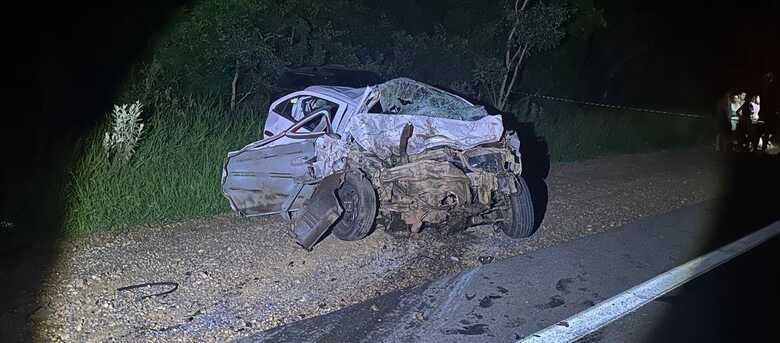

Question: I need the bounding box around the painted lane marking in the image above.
[519,220,780,343]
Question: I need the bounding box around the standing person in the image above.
[729,93,741,131]
[727,93,742,150]
[716,92,740,151]
[737,94,761,152]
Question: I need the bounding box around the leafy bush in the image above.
[102,101,145,163]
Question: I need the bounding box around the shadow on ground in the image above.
[644,152,780,342]
[0,3,186,341]
[502,110,551,233]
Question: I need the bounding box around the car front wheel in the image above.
[499,175,536,239]
[331,171,377,241]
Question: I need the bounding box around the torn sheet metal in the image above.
[344,113,505,160]
[380,159,471,212]
[292,173,344,250]
[312,134,348,178]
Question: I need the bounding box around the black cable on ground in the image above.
[117,282,179,300]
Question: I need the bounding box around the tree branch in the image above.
[499,0,531,109]
[237,91,253,105]
[502,44,528,110]
[505,24,518,69]
[518,0,530,12]
[230,59,239,111]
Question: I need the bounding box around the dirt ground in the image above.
[6,147,724,342]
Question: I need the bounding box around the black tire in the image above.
[500,175,536,239]
[332,171,377,241]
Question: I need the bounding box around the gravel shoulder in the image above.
[14,147,723,342]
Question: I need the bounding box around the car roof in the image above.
[302,79,478,111]
[303,85,367,107]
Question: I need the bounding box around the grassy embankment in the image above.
[64,96,711,235]
[64,96,262,235]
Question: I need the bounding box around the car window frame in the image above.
[269,91,347,132]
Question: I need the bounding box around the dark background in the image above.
[1,0,778,341]
[4,0,778,143]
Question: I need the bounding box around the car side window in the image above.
[272,97,296,119]
[273,95,340,131]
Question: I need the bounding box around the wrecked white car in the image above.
[221,78,535,250]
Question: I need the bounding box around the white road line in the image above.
[519,220,780,343]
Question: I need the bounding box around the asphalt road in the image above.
[240,149,780,343]
[587,231,779,343]
[240,200,778,343]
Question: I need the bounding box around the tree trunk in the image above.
[230,59,239,113]
[494,0,531,112]
[499,44,528,111]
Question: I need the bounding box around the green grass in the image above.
[65,95,714,235]
[64,96,262,235]
[515,99,715,162]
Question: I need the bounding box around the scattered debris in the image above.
[479,295,502,308]
[478,256,494,264]
[117,282,179,301]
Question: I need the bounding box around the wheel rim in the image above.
[337,182,360,227]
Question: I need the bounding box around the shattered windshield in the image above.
[374,78,489,121]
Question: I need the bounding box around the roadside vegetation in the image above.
[64,0,712,234]
[516,99,712,161]
[65,94,261,235]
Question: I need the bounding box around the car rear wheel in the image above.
[499,175,536,238]
[332,171,377,241]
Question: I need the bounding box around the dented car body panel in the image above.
[222,78,534,249]
[222,140,318,217]
[291,173,344,250]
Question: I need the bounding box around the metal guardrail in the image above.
[518,92,709,120]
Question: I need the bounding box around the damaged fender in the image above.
[292,173,344,250]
